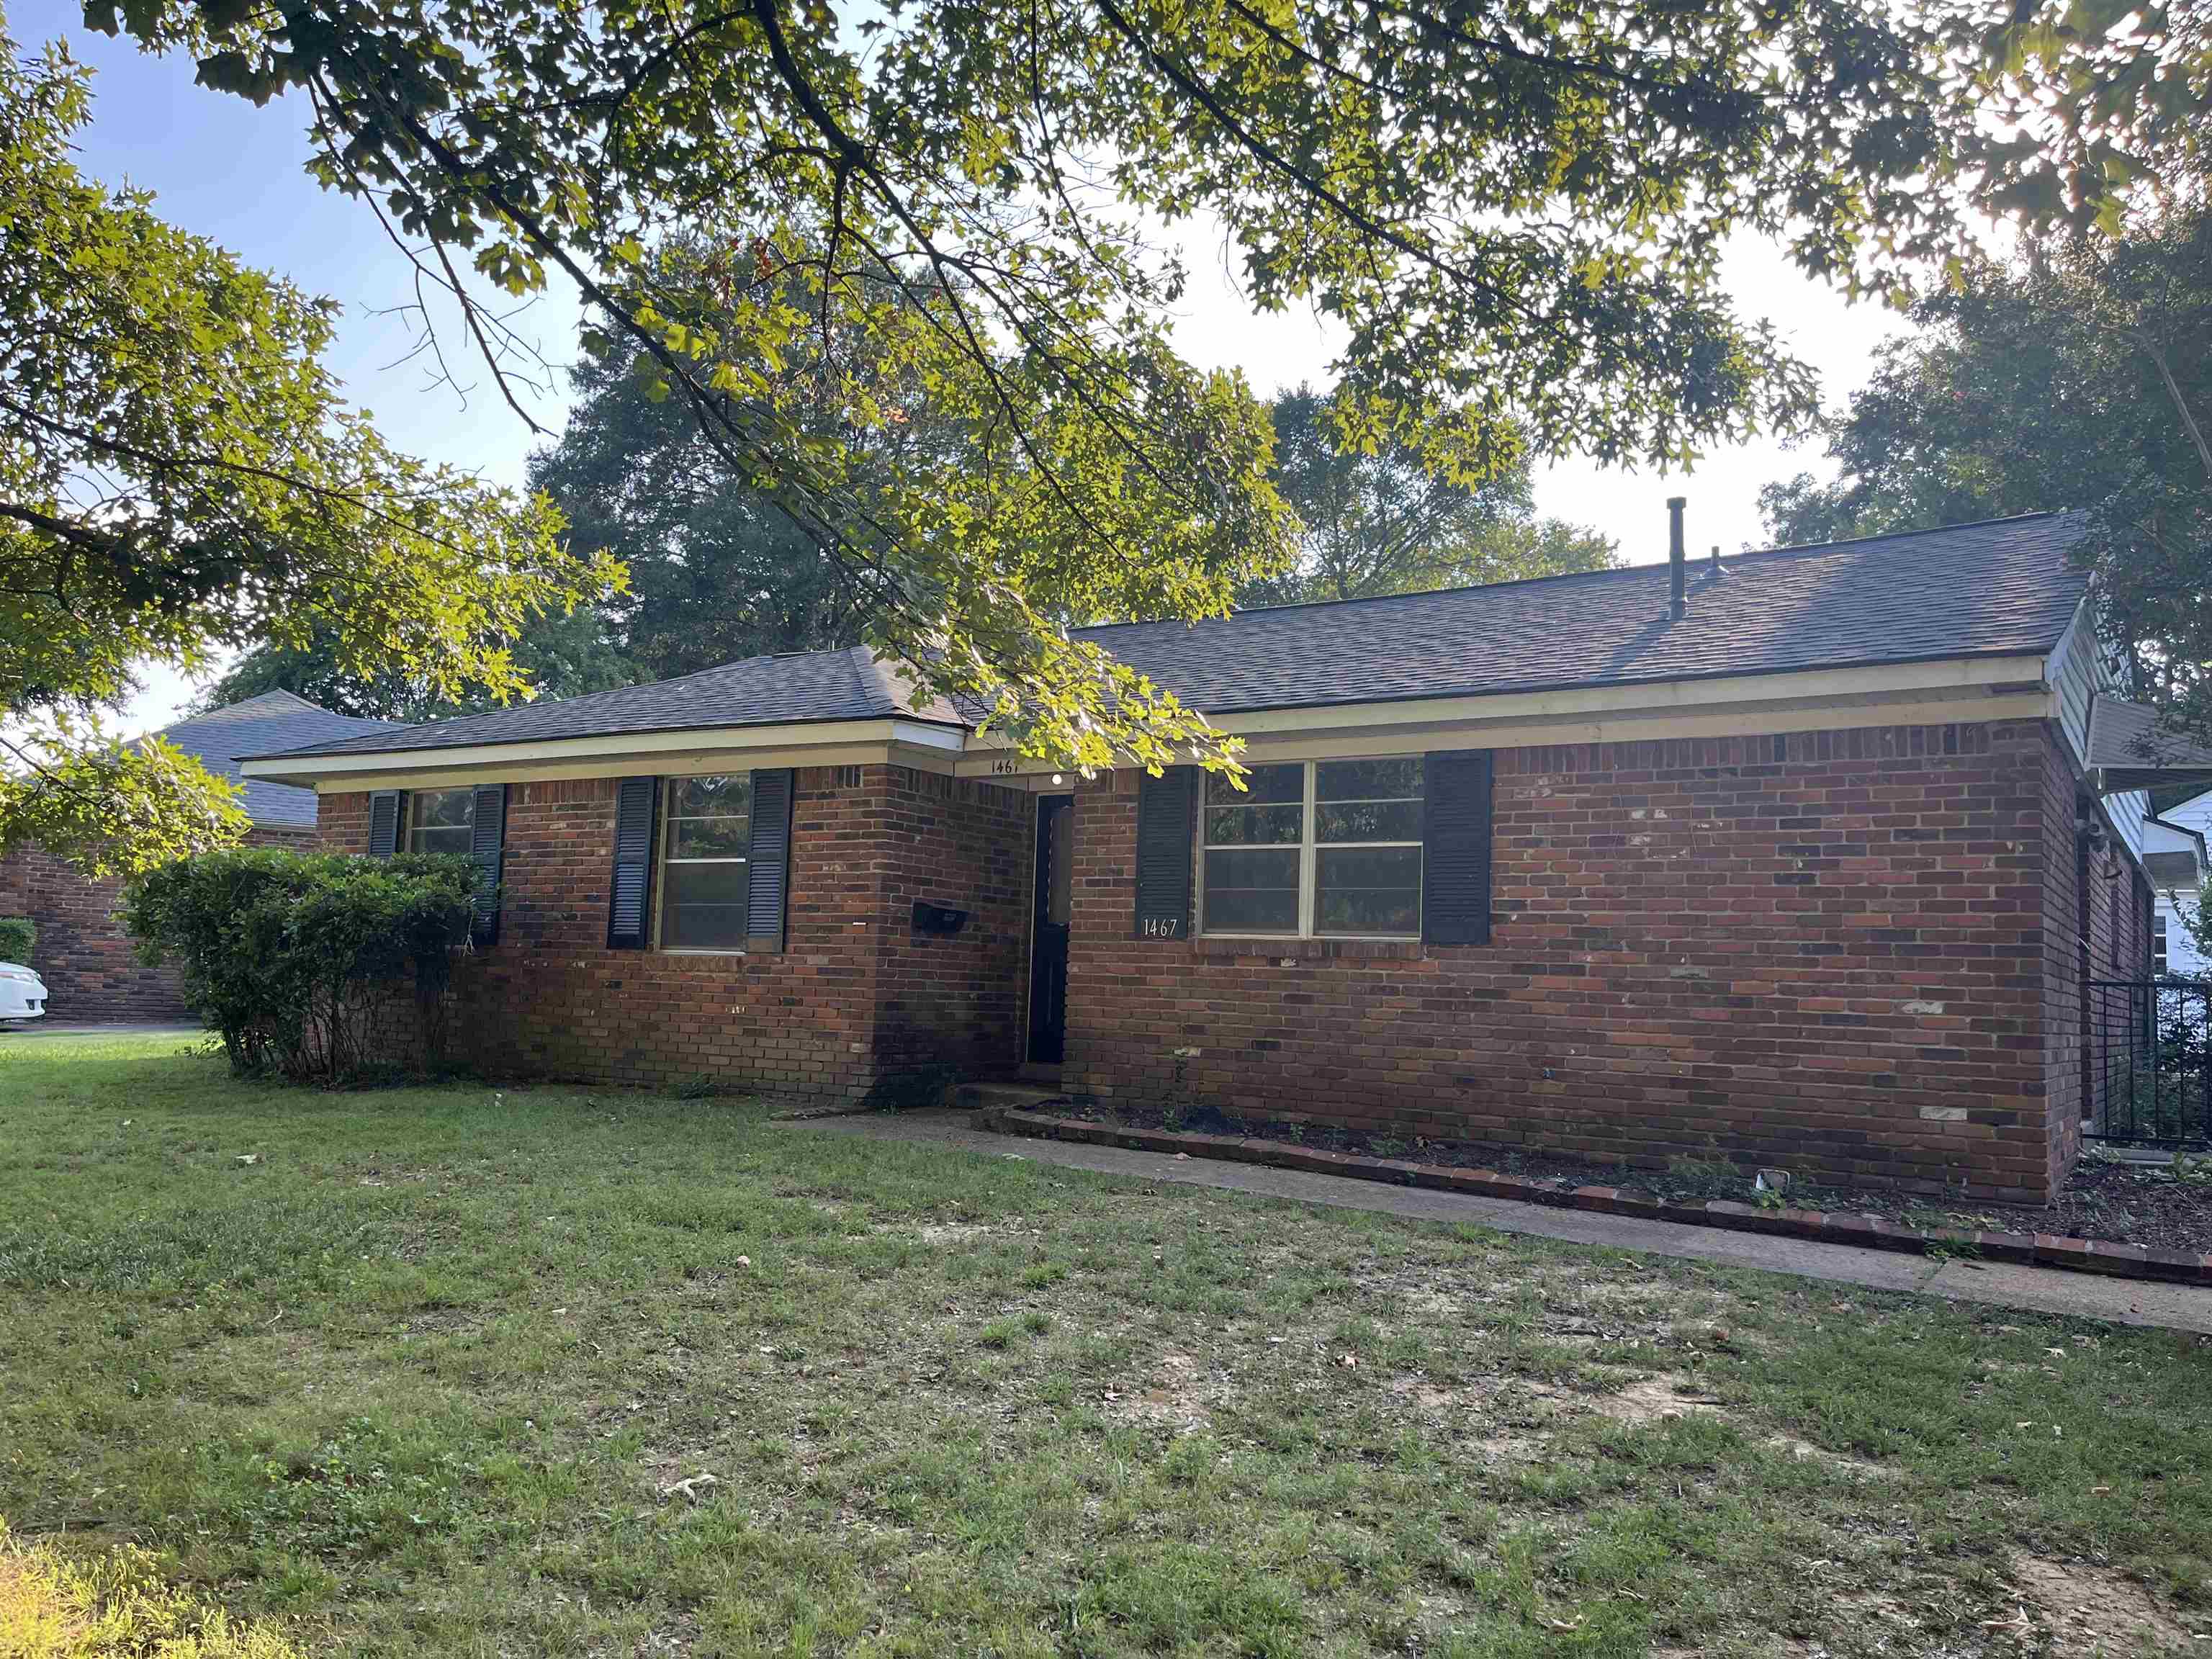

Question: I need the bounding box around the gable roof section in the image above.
[252,511,2090,763]
[156,691,408,825]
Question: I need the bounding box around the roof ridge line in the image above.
[1071,508,2074,634]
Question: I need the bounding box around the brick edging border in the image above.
[979,1107,2212,1287]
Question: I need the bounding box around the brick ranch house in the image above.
[244,511,2212,1205]
[0,691,400,1020]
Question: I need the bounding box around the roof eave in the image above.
[245,651,2065,791]
[238,715,969,788]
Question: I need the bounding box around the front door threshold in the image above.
[1017,1061,1063,1087]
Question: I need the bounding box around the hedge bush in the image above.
[123,848,478,1083]
[0,915,32,965]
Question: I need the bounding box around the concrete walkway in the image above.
[0,1022,206,1040]
[798,1109,2212,1336]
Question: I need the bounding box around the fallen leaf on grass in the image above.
[659,1473,719,1500]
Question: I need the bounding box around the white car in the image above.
[0,962,47,1020]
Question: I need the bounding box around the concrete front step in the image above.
[956,1080,1067,1117]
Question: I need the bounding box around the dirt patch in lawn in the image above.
[1589,1373,1729,1428]
[1048,1100,2212,1251]
[912,1220,994,1244]
[1105,1351,1218,1433]
[2001,1552,2200,1652]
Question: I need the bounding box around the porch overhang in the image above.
[2085,695,2212,797]
[2142,816,2208,891]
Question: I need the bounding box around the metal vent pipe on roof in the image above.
[1668,497,1687,619]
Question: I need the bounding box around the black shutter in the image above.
[467,784,508,947]
[1422,750,1493,946]
[1133,767,1195,939]
[747,768,794,953]
[367,790,402,859]
[606,776,659,950]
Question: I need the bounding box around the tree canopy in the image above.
[1242,386,1613,607]
[523,256,932,682]
[215,350,1613,714]
[97,0,2191,776]
[198,604,634,724]
[0,32,620,873]
[1761,202,2212,729]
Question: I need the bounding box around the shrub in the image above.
[122,848,477,1084]
[0,915,31,964]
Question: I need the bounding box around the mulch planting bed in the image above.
[1043,1098,2212,1255]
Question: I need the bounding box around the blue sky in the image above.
[21,6,577,482]
[15,1,1901,729]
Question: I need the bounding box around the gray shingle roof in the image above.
[249,646,959,761]
[1078,510,2089,714]
[157,691,408,824]
[256,512,2090,763]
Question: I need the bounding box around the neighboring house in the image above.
[245,511,2212,1203]
[2146,825,2206,979]
[0,691,404,1020]
[2146,794,2212,979]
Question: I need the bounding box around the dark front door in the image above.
[1027,795,1074,1064]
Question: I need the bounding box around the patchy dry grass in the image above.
[0,1517,305,1657]
[2,1034,2210,1657]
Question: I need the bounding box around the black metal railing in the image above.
[2085,977,2212,1147]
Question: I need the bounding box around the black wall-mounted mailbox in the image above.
[911,899,970,936]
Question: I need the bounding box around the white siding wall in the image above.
[2049,598,2152,862]
[2156,789,2212,978]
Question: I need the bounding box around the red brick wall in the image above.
[871,767,1034,1075]
[318,765,1032,1100]
[2038,732,2155,1154]
[0,823,313,1022]
[1063,720,2080,1203]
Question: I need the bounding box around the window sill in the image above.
[657,947,749,958]
[1190,935,1423,962]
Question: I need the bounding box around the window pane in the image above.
[672,814,750,859]
[1205,801,1303,845]
[1316,845,1422,936]
[1206,763,1302,806]
[1316,799,1423,842]
[1202,846,1299,932]
[670,774,752,820]
[408,788,475,855]
[662,859,750,948]
[410,826,475,857]
[1315,758,1423,801]
[416,788,475,828]
[1315,759,1422,845]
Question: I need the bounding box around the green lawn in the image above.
[1,1035,2208,1658]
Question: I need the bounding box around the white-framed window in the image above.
[405,788,476,856]
[657,774,752,950]
[1198,758,1424,939]
[2155,909,2170,976]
